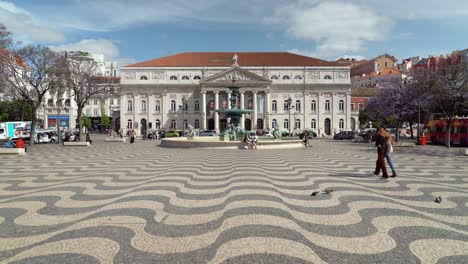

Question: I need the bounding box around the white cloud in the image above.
[50,39,120,60]
[268,1,391,57]
[0,1,64,42]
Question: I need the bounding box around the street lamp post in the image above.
[287,97,292,136]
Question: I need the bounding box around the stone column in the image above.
[148,94,154,129]
[332,92,338,133]
[227,92,231,124]
[265,91,270,129]
[318,92,323,137]
[161,91,167,129]
[120,93,127,131]
[346,92,351,130]
[214,91,219,132]
[133,94,138,135]
[304,92,310,129]
[253,91,258,129]
[240,92,245,129]
[201,92,207,130]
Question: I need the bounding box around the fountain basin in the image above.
[159,137,303,149]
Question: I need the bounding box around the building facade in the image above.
[37,51,120,130]
[120,52,352,136]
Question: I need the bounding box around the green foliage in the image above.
[0,99,33,121]
[100,114,110,129]
[82,115,91,129]
[358,110,369,128]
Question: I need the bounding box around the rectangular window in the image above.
[358,103,363,111]
[351,103,355,111]
[110,99,114,105]
[93,99,98,105]
[93,109,98,116]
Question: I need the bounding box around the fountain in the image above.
[159,54,303,149]
[214,74,252,141]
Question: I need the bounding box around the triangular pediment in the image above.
[201,67,272,86]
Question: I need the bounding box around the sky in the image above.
[1,0,467,66]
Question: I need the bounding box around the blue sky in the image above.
[1,0,467,65]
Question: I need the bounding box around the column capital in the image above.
[213,91,220,94]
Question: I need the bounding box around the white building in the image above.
[120,52,352,137]
[37,51,120,130]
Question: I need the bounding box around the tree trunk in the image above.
[395,119,401,143]
[29,106,37,146]
[77,106,84,142]
[409,121,414,139]
[446,118,452,149]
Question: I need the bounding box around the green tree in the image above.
[0,99,33,121]
[100,114,110,129]
[82,115,91,132]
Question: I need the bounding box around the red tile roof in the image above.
[370,68,402,76]
[126,52,342,67]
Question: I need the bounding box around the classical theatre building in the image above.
[119,52,353,136]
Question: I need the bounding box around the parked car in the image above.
[166,130,180,137]
[333,131,356,140]
[199,130,217,136]
[35,131,58,143]
[358,128,376,140]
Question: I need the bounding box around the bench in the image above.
[105,137,126,142]
[63,142,90,146]
[0,148,26,155]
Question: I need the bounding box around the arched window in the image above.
[193,76,201,80]
[294,75,302,80]
[324,75,332,79]
[282,75,290,80]
[271,75,278,80]
[155,119,161,129]
[295,100,301,112]
[127,100,133,112]
[170,76,178,80]
[339,119,344,130]
[195,119,200,129]
[284,119,289,129]
[170,100,176,111]
[155,100,161,112]
[311,119,316,129]
[272,100,277,112]
[272,119,277,128]
[183,120,188,129]
[194,100,200,111]
[325,100,331,112]
[141,100,146,113]
[311,100,316,112]
[182,76,189,80]
[140,76,148,80]
[127,119,132,129]
[170,119,176,129]
[339,100,344,112]
[284,100,289,111]
[295,119,301,129]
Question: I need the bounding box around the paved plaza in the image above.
[0,136,467,264]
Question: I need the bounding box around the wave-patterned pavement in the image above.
[0,136,467,263]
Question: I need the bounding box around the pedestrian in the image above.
[385,134,397,177]
[3,137,16,148]
[251,134,258,150]
[86,132,92,145]
[301,129,311,147]
[130,129,135,143]
[15,137,27,152]
[373,127,389,178]
[243,133,251,149]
